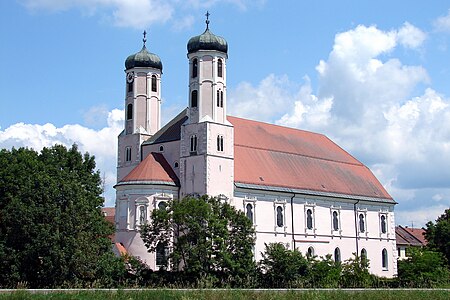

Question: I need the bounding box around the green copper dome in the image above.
[125,45,163,71]
[187,28,228,54]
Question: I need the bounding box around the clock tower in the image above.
[117,31,163,182]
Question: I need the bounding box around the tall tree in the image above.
[140,195,256,285]
[425,208,450,264]
[0,145,124,288]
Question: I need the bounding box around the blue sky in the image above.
[1,0,449,227]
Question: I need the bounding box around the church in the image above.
[114,15,397,278]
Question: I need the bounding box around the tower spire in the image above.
[143,30,147,47]
[205,11,210,30]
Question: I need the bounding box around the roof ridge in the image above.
[398,225,426,245]
[235,143,364,167]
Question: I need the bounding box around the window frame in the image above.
[126,103,133,120]
[192,58,198,78]
[191,90,198,108]
[151,75,157,92]
[304,204,316,233]
[217,58,223,77]
[217,135,224,152]
[190,135,198,154]
[125,146,132,162]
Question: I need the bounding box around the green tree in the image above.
[307,254,342,288]
[140,195,256,286]
[340,253,374,287]
[425,208,450,264]
[0,145,125,288]
[397,247,450,287]
[258,243,309,288]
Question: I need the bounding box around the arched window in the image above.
[382,248,388,269]
[158,201,167,210]
[361,248,367,265]
[246,203,253,224]
[127,82,133,93]
[333,211,339,231]
[174,161,179,168]
[381,215,387,234]
[151,75,157,92]
[276,206,283,227]
[191,90,198,108]
[125,147,132,162]
[306,209,313,230]
[192,58,198,78]
[359,214,365,233]
[217,59,223,77]
[307,246,314,258]
[334,247,341,263]
[217,90,220,107]
[156,242,168,266]
[190,135,197,153]
[220,91,223,107]
[217,135,224,152]
[139,206,146,225]
[127,103,133,120]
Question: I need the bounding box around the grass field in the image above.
[0,289,449,300]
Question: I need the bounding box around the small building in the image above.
[395,226,427,260]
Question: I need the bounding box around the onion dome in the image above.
[187,12,228,54]
[125,31,163,71]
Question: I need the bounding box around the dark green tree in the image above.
[0,145,125,288]
[339,253,374,287]
[397,247,449,287]
[425,208,450,264]
[307,254,342,288]
[140,195,256,286]
[258,243,309,288]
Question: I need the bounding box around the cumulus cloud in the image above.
[433,9,450,33]
[228,23,449,226]
[0,108,124,206]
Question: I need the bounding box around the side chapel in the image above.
[114,15,397,277]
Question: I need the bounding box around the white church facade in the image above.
[114,17,397,278]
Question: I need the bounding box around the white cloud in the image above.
[0,108,124,206]
[397,22,426,48]
[433,9,450,32]
[20,0,263,29]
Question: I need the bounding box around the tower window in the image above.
[151,75,157,92]
[192,58,198,78]
[276,206,283,227]
[217,58,223,77]
[190,135,197,153]
[127,103,133,120]
[332,211,339,231]
[306,209,313,230]
[220,91,223,107]
[191,90,198,108]
[217,135,224,152]
[159,145,164,152]
[359,214,365,233]
[382,248,388,269]
[246,203,253,224]
[380,215,387,234]
[174,161,179,168]
[127,82,133,93]
[125,147,131,162]
[217,90,223,107]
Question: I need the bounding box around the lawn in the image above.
[0,289,449,300]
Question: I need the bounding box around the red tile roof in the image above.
[395,226,427,246]
[118,152,179,186]
[229,116,393,201]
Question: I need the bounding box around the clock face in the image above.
[126,72,134,83]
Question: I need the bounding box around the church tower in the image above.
[180,13,234,199]
[117,32,163,182]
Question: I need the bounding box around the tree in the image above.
[0,145,125,288]
[307,255,342,288]
[339,253,374,288]
[425,208,450,264]
[258,243,309,288]
[140,195,256,286]
[397,247,449,287]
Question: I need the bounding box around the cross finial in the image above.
[143,30,147,47]
[205,11,210,29]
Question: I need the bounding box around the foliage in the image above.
[339,253,375,287]
[425,208,450,265]
[0,145,126,288]
[140,195,256,287]
[258,242,309,288]
[307,254,342,288]
[397,247,450,287]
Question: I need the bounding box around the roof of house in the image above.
[396,226,427,246]
[119,111,393,203]
[396,225,427,246]
[116,152,180,187]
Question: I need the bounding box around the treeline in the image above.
[0,146,448,288]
